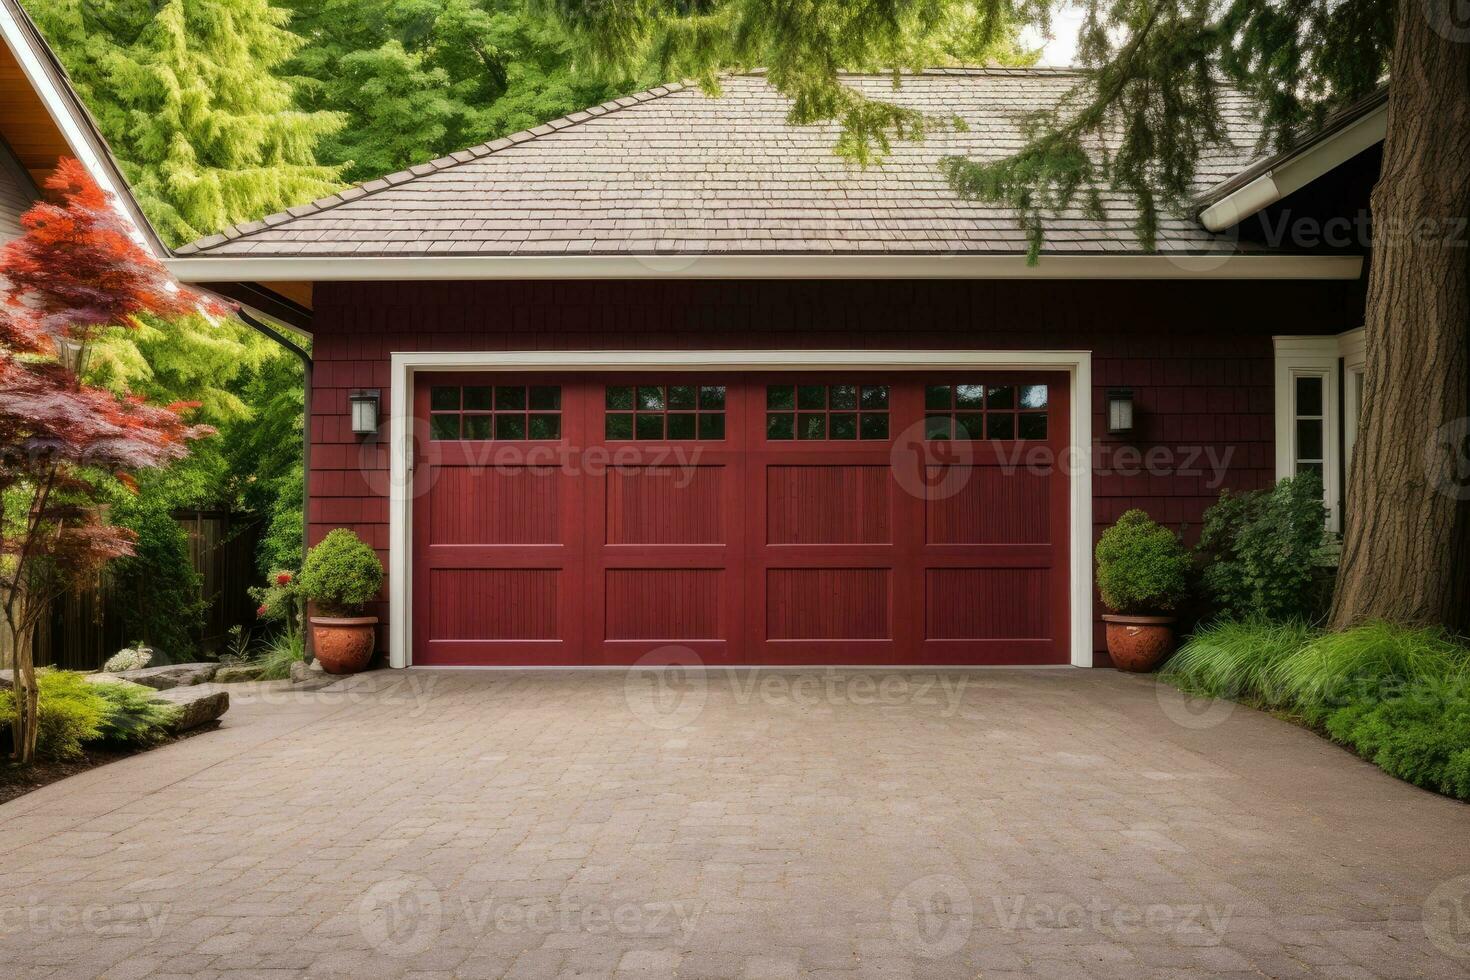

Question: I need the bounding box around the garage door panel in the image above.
[427,568,562,640]
[428,465,564,545]
[766,567,892,640]
[924,567,1052,640]
[766,464,892,544]
[925,466,1051,545]
[605,569,724,640]
[605,464,727,545]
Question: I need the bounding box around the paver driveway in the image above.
[3,668,1470,979]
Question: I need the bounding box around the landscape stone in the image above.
[110,662,218,690]
[151,686,228,732]
[213,664,264,683]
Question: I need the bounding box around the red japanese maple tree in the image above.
[1,159,214,764]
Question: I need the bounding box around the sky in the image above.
[1020,5,1085,67]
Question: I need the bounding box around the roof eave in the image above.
[1196,93,1388,232]
[165,253,1364,283]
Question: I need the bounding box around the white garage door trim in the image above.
[387,350,1094,668]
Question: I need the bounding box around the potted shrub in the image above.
[299,529,384,674]
[1095,509,1191,672]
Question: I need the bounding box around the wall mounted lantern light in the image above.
[1106,388,1135,435]
[349,389,381,436]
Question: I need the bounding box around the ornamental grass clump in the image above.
[1161,618,1318,707]
[1270,623,1470,721]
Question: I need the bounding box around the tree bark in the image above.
[1329,1,1470,633]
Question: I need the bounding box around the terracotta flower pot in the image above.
[310,616,378,674]
[1103,614,1177,672]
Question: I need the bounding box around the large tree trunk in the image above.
[1329,2,1470,633]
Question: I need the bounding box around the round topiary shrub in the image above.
[299,529,384,617]
[1095,509,1191,614]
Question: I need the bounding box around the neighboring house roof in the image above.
[1195,88,1388,231]
[178,69,1285,261]
[0,0,163,253]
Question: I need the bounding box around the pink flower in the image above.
[256,604,269,617]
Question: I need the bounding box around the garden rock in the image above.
[152,687,228,732]
[289,658,335,690]
[110,663,217,690]
[213,664,264,683]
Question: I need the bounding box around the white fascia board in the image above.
[1201,105,1387,232]
[167,253,1364,283]
[0,5,158,254]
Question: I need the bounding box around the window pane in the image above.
[1296,375,1323,417]
[956,413,985,440]
[606,386,635,410]
[987,413,1015,439]
[1296,418,1323,460]
[429,414,459,440]
[636,413,664,439]
[462,414,492,439]
[528,414,560,439]
[1020,385,1049,409]
[637,386,665,411]
[767,385,795,410]
[860,385,889,409]
[668,385,697,410]
[924,414,952,440]
[430,386,459,411]
[829,413,857,439]
[496,414,526,439]
[463,386,493,411]
[700,385,726,409]
[666,413,696,440]
[1019,413,1048,439]
[925,385,952,410]
[797,385,826,410]
[986,385,1015,410]
[698,413,725,440]
[860,414,889,440]
[529,386,561,410]
[605,413,634,440]
[495,386,526,410]
[1297,460,1324,477]
[955,384,984,409]
[767,413,795,439]
[830,384,858,410]
[798,413,826,439]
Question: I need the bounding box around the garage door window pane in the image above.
[430,414,460,440]
[767,386,794,410]
[606,386,635,410]
[637,386,665,411]
[955,384,984,408]
[529,386,561,410]
[462,414,492,440]
[925,385,951,410]
[700,385,726,409]
[860,414,889,440]
[495,386,526,410]
[956,413,985,440]
[925,414,952,439]
[798,413,826,439]
[986,385,1015,410]
[1018,413,1048,439]
[496,415,526,439]
[528,414,560,439]
[767,413,795,439]
[1020,385,1049,409]
[699,413,725,440]
[861,385,889,409]
[463,386,493,410]
[668,385,697,410]
[606,413,634,440]
[830,385,858,410]
[667,413,696,440]
[636,414,665,439]
[797,385,826,410]
[987,414,1015,439]
[430,386,459,411]
[829,414,857,439]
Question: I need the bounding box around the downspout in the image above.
[236,308,314,661]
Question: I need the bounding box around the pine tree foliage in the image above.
[26,0,345,245]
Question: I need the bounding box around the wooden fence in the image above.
[25,511,263,672]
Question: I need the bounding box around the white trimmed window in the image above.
[1273,329,1365,533]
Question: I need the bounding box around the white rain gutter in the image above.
[1199,104,1388,233]
[167,253,1364,282]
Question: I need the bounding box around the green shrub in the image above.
[92,683,180,746]
[1269,623,1470,721]
[1161,618,1317,706]
[0,671,108,760]
[1094,510,1191,614]
[299,529,383,616]
[1323,687,1470,800]
[1196,472,1331,623]
[110,495,207,662]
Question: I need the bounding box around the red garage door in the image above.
[412,372,1069,666]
